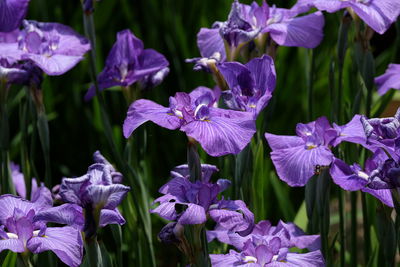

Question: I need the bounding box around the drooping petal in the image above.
[375,64,400,95]
[99,209,125,227]
[264,133,304,150]
[270,145,333,186]
[285,250,325,267]
[178,204,207,225]
[21,54,86,76]
[196,28,226,61]
[33,204,84,229]
[350,0,400,34]
[27,226,83,267]
[0,0,30,32]
[150,196,178,221]
[123,99,182,138]
[330,158,368,191]
[361,187,393,207]
[0,238,25,253]
[267,12,325,49]
[180,108,256,157]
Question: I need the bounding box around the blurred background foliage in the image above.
[4,0,400,266]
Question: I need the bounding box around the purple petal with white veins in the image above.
[270,145,333,187]
[123,99,182,138]
[245,55,276,95]
[28,226,83,267]
[178,204,207,225]
[0,238,25,253]
[285,250,325,267]
[197,28,226,61]
[276,221,321,251]
[151,197,178,221]
[99,209,125,227]
[375,64,400,95]
[180,108,256,156]
[159,177,191,199]
[87,184,130,210]
[33,204,84,229]
[210,250,241,267]
[267,11,325,48]
[0,0,30,32]
[60,175,90,205]
[0,195,38,224]
[362,187,393,207]
[264,133,304,150]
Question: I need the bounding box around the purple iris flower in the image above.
[375,64,400,95]
[295,0,400,34]
[264,117,337,186]
[0,195,83,267]
[59,151,130,237]
[330,154,394,207]
[85,29,169,100]
[0,20,90,76]
[123,86,256,157]
[265,115,372,187]
[152,164,254,235]
[151,164,231,225]
[360,108,400,158]
[210,220,324,267]
[194,0,324,63]
[218,55,276,116]
[0,0,30,32]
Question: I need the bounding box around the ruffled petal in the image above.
[27,226,83,267]
[123,99,182,138]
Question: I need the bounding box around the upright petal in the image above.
[332,114,367,147]
[123,99,182,138]
[180,109,256,156]
[197,28,226,61]
[28,226,83,267]
[267,12,325,49]
[10,162,26,198]
[87,184,130,210]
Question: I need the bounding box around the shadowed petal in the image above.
[99,209,125,227]
[197,28,226,61]
[0,0,30,32]
[87,184,130,210]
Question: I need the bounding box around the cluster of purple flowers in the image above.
[0,152,129,267]
[265,108,400,208]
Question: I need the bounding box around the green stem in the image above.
[338,188,345,267]
[307,49,315,121]
[350,192,357,266]
[84,236,103,267]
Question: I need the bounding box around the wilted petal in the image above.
[180,108,256,156]
[267,12,325,48]
[375,64,400,95]
[99,209,125,227]
[123,99,182,138]
[28,226,83,267]
[0,0,30,32]
[270,145,333,186]
[87,184,130,210]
